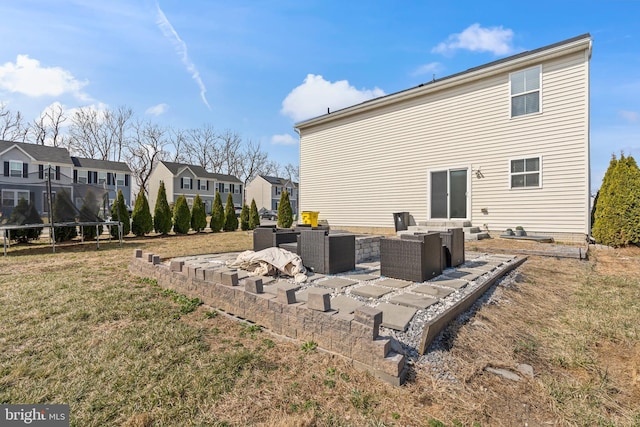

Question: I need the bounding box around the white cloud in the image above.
[432,24,515,56]
[271,133,297,145]
[146,103,169,116]
[155,3,210,110]
[411,62,444,77]
[0,55,90,101]
[619,110,639,123]
[281,74,385,122]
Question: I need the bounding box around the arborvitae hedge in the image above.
[173,195,191,234]
[131,191,153,237]
[223,193,238,231]
[240,203,249,231]
[7,197,42,242]
[191,194,207,232]
[592,154,640,246]
[52,189,77,242]
[110,189,130,238]
[249,198,260,230]
[210,191,224,232]
[79,189,103,240]
[154,181,172,234]
[277,190,293,228]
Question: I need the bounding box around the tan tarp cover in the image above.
[227,247,307,283]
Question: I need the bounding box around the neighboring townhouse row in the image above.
[147,161,243,215]
[245,175,298,214]
[0,140,132,218]
[296,34,593,242]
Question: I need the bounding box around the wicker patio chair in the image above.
[297,229,355,274]
[440,228,465,267]
[380,232,442,282]
[253,226,300,252]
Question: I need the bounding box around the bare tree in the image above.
[28,103,68,147]
[104,106,133,161]
[0,103,28,142]
[67,106,132,160]
[216,129,243,176]
[183,124,218,168]
[125,120,169,194]
[168,127,189,163]
[281,162,300,182]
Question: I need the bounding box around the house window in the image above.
[217,183,224,193]
[199,180,207,191]
[230,184,235,194]
[77,170,88,184]
[98,172,107,185]
[10,161,23,178]
[510,157,541,188]
[182,177,191,190]
[275,186,281,195]
[116,174,125,187]
[2,190,30,208]
[511,66,541,117]
[43,191,56,213]
[224,184,230,193]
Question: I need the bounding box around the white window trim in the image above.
[199,180,207,191]
[182,177,192,190]
[2,189,30,208]
[9,160,23,178]
[98,171,107,185]
[77,170,88,184]
[426,165,471,221]
[509,65,542,118]
[116,174,125,187]
[42,190,56,214]
[508,155,543,189]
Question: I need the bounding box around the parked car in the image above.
[260,210,278,220]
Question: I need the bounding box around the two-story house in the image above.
[0,140,134,220]
[245,175,298,215]
[71,157,132,214]
[0,140,74,218]
[147,161,243,214]
[295,34,592,242]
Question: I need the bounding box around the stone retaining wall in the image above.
[355,235,381,262]
[129,249,407,385]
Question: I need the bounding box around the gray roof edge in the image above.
[295,33,592,129]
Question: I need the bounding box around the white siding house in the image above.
[295,34,592,242]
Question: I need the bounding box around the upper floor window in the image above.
[510,66,541,117]
[10,161,24,178]
[98,172,107,185]
[116,174,125,187]
[182,177,191,190]
[510,156,541,188]
[199,179,208,191]
[77,170,88,184]
[224,183,230,193]
[230,184,235,194]
[217,182,225,193]
[275,186,282,196]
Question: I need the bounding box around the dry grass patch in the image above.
[1,234,639,426]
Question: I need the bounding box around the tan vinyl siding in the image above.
[299,49,589,237]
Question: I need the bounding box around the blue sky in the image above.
[0,1,638,191]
